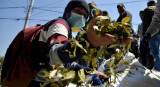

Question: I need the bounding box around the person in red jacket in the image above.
[32,0,133,86]
[2,0,133,87]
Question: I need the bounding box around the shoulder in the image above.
[144,6,155,12]
[148,6,156,10]
[138,23,143,28]
[138,22,143,26]
[39,19,70,42]
[47,18,70,35]
[126,10,132,15]
[50,19,69,30]
[46,19,70,38]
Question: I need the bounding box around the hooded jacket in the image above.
[34,0,90,83]
[1,0,90,86]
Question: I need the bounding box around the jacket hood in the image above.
[63,0,90,19]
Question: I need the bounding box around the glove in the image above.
[70,62,91,71]
[90,74,104,86]
[143,33,151,47]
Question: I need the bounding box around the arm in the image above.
[86,10,133,46]
[137,26,140,38]
[48,22,87,66]
[128,12,132,26]
[146,0,160,36]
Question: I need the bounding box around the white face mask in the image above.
[67,12,86,28]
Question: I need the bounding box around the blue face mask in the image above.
[67,12,86,28]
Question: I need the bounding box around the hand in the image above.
[118,37,133,44]
[86,10,117,47]
[94,70,107,79]
[143,33,151,47]
[86,10,133,46]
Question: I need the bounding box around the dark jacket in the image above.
[117,10,132,26]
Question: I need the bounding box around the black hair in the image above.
[117,3,125,8]
[103,11,108,16]
[147,1,156,7]
[139,10,144,14]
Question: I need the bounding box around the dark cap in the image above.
[147,0,156,7]
[117,3,125,8]
[63,0,90,19]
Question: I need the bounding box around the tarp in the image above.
[68,52,160,87]
[99,52,160,87]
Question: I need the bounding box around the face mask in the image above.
[67,12,86,28]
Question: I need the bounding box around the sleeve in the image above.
[127,11,132,25]
[56,34,90,64]
[48,23,89,66]
[137,24,140,33]
[146,0,160,36]
[137,24,140,38]
[126,11,132,18]
[70,62,91,71]
[47,23,69,65]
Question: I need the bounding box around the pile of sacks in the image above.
[68,52,160,87]
[98,52,160,87]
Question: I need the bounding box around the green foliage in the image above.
[41,62,94,87]
[94,16,131,43]
[43,14,132,86]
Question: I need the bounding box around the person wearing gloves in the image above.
[29,0,110,86]
[143,0,160,71]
